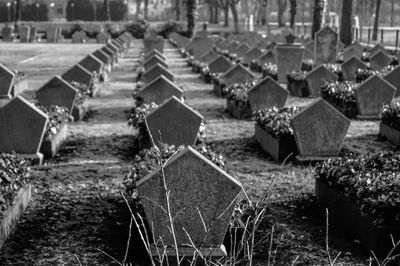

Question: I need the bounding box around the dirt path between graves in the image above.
[0,41,393,266]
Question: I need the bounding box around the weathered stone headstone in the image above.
[92,49,111,65]
[314,26,338,65]
[343,46,363,61]
[384,65,400,97]
[29,27,37,42]
[72,31,87,43]
[0,64,15,98]
[46,27,61,43]
[369,50,392,70]
[192,37,214,59]
[144,49,166,61]
[198,50,218,64]
[370,44,385,56]
[146,96,203,146]
[306,65,338,96]
[245,47,263,62]
[247,76,289,112]
[140,75,183,105]
[355,75,396,119]
[276,44,304,82]
[1,26,12,41]
[143,54,168,71]
[222,64,257,86]
[144,36,164,55]
[96,32,109,43]
[0,96,49,162]
[61,64,93,87]
[136,146,241,251]
[208,56,232,74]
[78,54,104,74]
[227,41,239,53]
[341,56,366,81]
[143,63,174,83]
[36,76,78,115]
[18,26,30,43]
[291,98,350,161]
[235,43,251,58]
[260,50,276,65]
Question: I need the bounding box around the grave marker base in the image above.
[379,122,400,148]
[213,84,225,98]
[295,155,338,164]
[356,114,380,121]
[21,153,44,166]
[40,123,68,158]
[0,185,32,250]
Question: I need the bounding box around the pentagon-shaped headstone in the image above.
[100,46,116,60]
[248,76,288,112]
[208,56,233,74]
[36,76,78,115]
[276,44,305,82]
[140,75,183,105]
[260,50,276,65]
[306,65,338,96]
[136,146,241,248]
[235,43,251,58]
[144,36,164,55]
[143,54,168,71]
[370,44,385,56]
[256,39,269,50]
[96,32,109,43]
[0,96,48,158]
[0,64,15,98]
[92,49,111,65]
[61,64,93,87]
[343,46,363,61]
[18,26,31,42]
[144,49,166,61]
[146,96,203,146]
[245,47,263,62]
[143,63,174,83]
[192,37,214,59]
[79,54,104,74]
[198,50,218,64]
[369,50,391,70]
[222,64,257,87]
[2,26,12,41]
[384,65,400,97]
[106,43,119,56]
[291,98,350,160]
[217,40,230,50]
[227,41,239,53]
[72,31,87,43]
[110,39,123,52]
[341,56,366,81]
[314,26,338,65]
[355,75,396,119]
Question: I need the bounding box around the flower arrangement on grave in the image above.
[380,102,400,131]
[320,81,357,119]
[315,152,400,227]
[220,49,229,57]
[301,59,314,72]
[212,72,226,87]
[136,66,145,82]
[355,66,393,83]
[250,59,262,72]
[225,80,257,106]
[361,51,369,62]
[70,81,91,108]
[335,51,344,64]
[286,70,309,95]
[187,55,195,67]
[37,105,72,141]
[0,153,31,219]
[261,63,278,81]
[127,102,159,134]
[253,106,298,137]
[191,58,203,73]
[200,65,212,83]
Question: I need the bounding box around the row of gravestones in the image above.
[132,36,243,262]
[1,25,112,44]
[0,32,132,165]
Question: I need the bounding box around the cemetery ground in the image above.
[0,41,395,265]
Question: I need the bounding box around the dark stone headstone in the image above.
[276,44,304,83]
[208,56,232,74]
[0,64,15,98]
[369,50,392,70]
[61,64,93,88]
[314,26,338,65]
[143,54,168,71]
[341,56,366,81]
[222,64,257,87]
[143,63,174,83]
[198,50,218,64]
[140,75,183,105]
[260,50,276,65]
[306,65,338,96]
[78,54,104,74]
[384,65,400,97]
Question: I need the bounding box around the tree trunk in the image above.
[104,0,111,21]
[312,0,324,38]
[209,4,214,23]
[187,0,197,37]
[14,0,21,30]
[144,0,149,19]
[277,0,287,27]
[340,0,353,45]
[175,0,181,21]
[372,0,381,41]
[230,0,239,33]
[289,0,296,29]
[136,0,141,18]
[224,5,229,26]
[214,5,219,24]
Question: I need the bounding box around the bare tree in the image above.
[372,0,381,41]
[277,0,287,27]
[187,0,198,37]
[340,0,353,45]
[175,0,181,21]
[312,0,324,38]
[229,0,240,33]
[144,0,149,19]
[217,0,230,27]
[104,0,110,21]
[289,0,296,29]
[14,0,21,29]
[255,0,268,25]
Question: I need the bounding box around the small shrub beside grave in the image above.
[320,81,358,119]
[380,102,400,148]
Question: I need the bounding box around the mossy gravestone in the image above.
[247,76,288,112]
[143,36,164,55]
[136,146,241,254]
[369,50,392,70]
[143,54,168,71]
[291,98,350,162]
[384,65,400,97]
[341,56,366,81]
[208,56,232,74]
[314,26,338,65]
[143,64,174,83]
[355,75,396,120]
[0,64,15,98]
[222,64,257,87]
[146,96,203,147]
[0,96,48,163]
[36,76,78,115]
[140,75,183,105]
[78,54,104,75]
[306,65,338,97]
[62,64,93,88]
[276,44,304,83]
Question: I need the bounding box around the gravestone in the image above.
[140,75,183,105]
[355,75,396,119]
[36,76,78,115]
[0,96,49,163]
[96,32,109,43]
[343,46,363,61]
[245,47,263,62]
[143,54,168,71]
[143,36,164,55]
[306,65,338,96]
[192,37,214,59]
[29,27,37,42]
[370,44,385,56]
[18,26,30,42]
[198,50,218,64]
[100,46,117,61]
[46,27,61,43]
[72,31,87,43]
[1,26,12,41]
[143,64,174,83]
[260,50,276,65]
[304,41,314,59]
[276,44,304,83]
[146,96,203,146]
[291,98,350,161]
[314,26,338,65]
[92,49,111,65]
[227,41,239,53]
[208,56,233,74]
[256,39,269,50]
[217,39,230,50]
[78,54,104,74]
[222,64,257,86]
[0,64,15,98]
[247,76,289,112]
[61,64,93,87]
[235,43,251,58]
[384,65,400,97]
[144,49,166,61]
[369,50,392,70]
[136,146,241,252]
[341,56,366,81]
